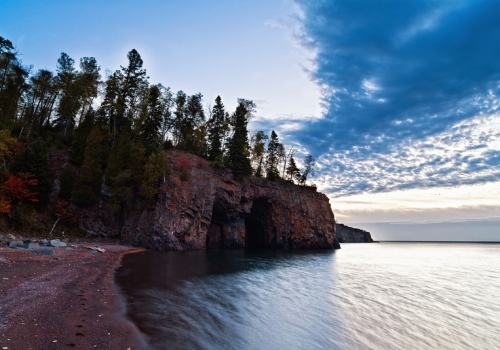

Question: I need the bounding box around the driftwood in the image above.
[84,246,105,253]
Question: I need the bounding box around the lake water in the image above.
[115,243,500,349]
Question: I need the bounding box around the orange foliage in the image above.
[53,201,77,225]
[1,172,39,205]
[0,198,11,213]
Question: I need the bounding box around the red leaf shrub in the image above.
[1,172,39,206]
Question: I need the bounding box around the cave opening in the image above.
[206,201,226,249]
[245,199,275,248]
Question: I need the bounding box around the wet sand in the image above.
[0,243,148,349]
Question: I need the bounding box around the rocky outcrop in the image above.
[79,150,339,250]
[336,224,374,243]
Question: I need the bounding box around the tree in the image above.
[59,166,75,200]
[104,127,134,212]
[11,140,51,205]
[73,126,107,206]
[227,101,252,177]
[70,108,95,165]
[172,90,186,146]
[0,37,29,122]
[54,52,77,133]
[181,93,205,150]
[300,154,316,185]
[0,129,17,169]
[286,157,301,184]
[250,131,268,177]
[141,150,169,208]
[265,130,280,181]
[1,172,39,206]
[116,49,148,131]
[76,57,100,126]
[139,85,163,154]
[23,69,59,130]
[207,96,228,162]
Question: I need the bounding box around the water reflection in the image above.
[116,244,500,350]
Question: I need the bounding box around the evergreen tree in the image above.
[265,130,280,181]
[105,127,131,185]
[59,166,75,200]
[70,109,95,165]
[183,93,205,150]
[73,126,107,207]
[139,85,163,154]
[172,90,186,146]
[207,96,227,162]
[116,49,148,131]
[286,157,301,184]
[228,101,252,177]
[54,52,78,134]
[129,141,147,184]
[141,150,169,208]
[104,127,134,212]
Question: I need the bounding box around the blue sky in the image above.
[2,0,499,240]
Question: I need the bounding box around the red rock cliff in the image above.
[80,150,339,250]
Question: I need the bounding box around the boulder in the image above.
[32,248,55,256]
[5,233,15,240]
[23,242,40,249]
[8,241,24,248]
[50,239,67,247]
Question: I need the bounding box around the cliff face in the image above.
[79,151,339,250]
[336,223,374,243]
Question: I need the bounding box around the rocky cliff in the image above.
[79,150,340,250]
[336,224,374,243]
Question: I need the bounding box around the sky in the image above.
[1,0,499,240]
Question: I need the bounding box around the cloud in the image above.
[278,0,500,197]
[292,0,500,153]
[314,114,500,197]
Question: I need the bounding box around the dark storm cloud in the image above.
[292,0,500,155]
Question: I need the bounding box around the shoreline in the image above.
[0,243,148,349]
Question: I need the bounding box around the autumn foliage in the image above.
[53,201,78,225]
[1,173,39,211]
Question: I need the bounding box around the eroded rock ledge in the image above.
[80,150,340,250]
[336,224,374,243]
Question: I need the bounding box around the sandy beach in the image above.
[0,242,147,349]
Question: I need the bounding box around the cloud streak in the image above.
[281,0,500,196]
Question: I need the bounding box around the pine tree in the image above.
[73,127,107,207]
[139,85,163,154]
[71,109,95,165]
[286,157,301,184]
[228,101,252,177]
[59,166,75,200]
[141,150,169,208]
[105,128,131,185]
[265,130,280,181]
[104,127,135,212]
[208,96,227,162]
[116,49,148,131]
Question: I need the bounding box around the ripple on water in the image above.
[115,244,500,350]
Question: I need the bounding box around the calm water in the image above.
[115,243,500,349]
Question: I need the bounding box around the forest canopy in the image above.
[0,36,316,230]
